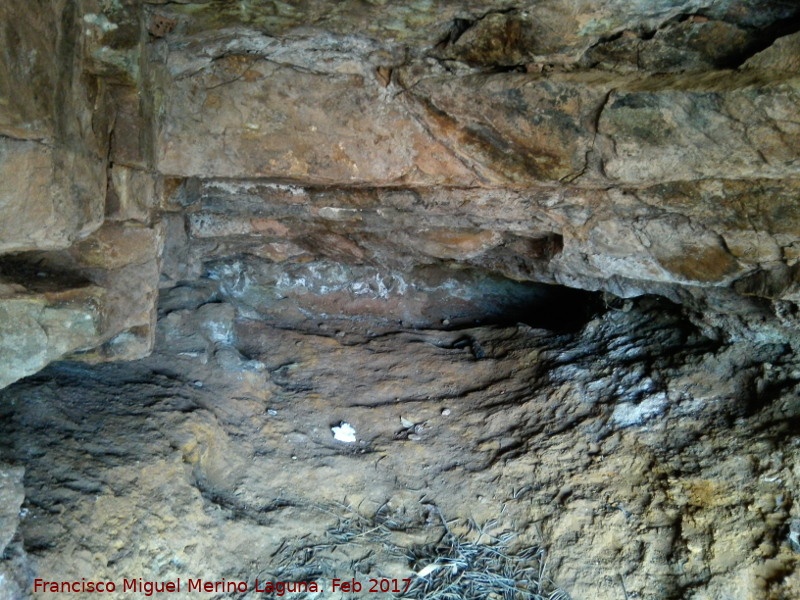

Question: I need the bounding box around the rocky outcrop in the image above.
[149,0,800,354]
[0,0,107,254]
[0,464,26,600]
[3,297,800,600]
[0,0,163,386]
[1,0,799,385]
[1,2,800,598]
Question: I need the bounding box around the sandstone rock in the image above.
[401,72,604,184]
[157,42,799,187]
[432,8,571,67]
[2,2,800,597]
[107,166,157,224]
[743,31,800,74]
[0,464,24,558]
[108,85,152,168]
[0,139,105,254]
[63,221,165,362]
[582,19,753,73]
[1,0,156,233]
[156,56,477,185]
[0,284,105,389]
[163,176,798,318]
[0,0,109,252]
[0,464,25,600]
[154,0,800,67]
[3,297,800,600]
[0,220,165,384]
[598,72,800,183]
[0,0,61,140]
[203,256,572,330]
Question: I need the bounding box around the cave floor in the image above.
[2,299,800,600]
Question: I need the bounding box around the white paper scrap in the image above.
[331,422,357,443]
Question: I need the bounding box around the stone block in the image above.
[0,139,105,253]
[156,57,476,185]
[0,285,105,389]
[107,165,157,223]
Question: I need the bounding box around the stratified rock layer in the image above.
[148,2,800,356]
[157,59,800,186]
[1,0,799,385]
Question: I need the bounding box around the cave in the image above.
[1,1,800,599]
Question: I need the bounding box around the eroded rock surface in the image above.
[0,464,26,600]
[2,297,800,600]
[1,0,799,385]
[1,1,800,599]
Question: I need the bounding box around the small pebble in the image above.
[441,408,451,416]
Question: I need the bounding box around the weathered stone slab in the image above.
[581,19,753,74]
[0,463,25,600]
[62,221,166,363]
[0,219,164,388]
[157,43,800,186]
[155,0,799,67]
[0,0,63,140]
[204,256,566,330]
[0,139,106,253]
[0,287,105,389]
[167,177,799,304]
[743,31,800,74]
[599,73,800,183]
[107,165,158,223]
[0,464,24,557]
[156,57,477,185]
[0,0,112,254]
[403,73,604,184]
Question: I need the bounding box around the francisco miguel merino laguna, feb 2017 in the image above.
[33,578,320,596]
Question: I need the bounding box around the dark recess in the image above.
[483,284,603,333]
[0,252,91,293]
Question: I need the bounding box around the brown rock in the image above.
[598,72,800,183]
[415,229,503,260]
[107,166,157,223]
[66,221,165,361]
[0,139,105,253]
[156,58,476,185]
[743,31,800,73]
[0,283,105,389]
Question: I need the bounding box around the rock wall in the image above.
[0,464,26,600]
[1,2,800,599]
[1,0,799,386]
[149,0,800,347]
[0,0,163,388]
[3,296,800,600]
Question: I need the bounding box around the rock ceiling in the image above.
[0,0,798,385]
